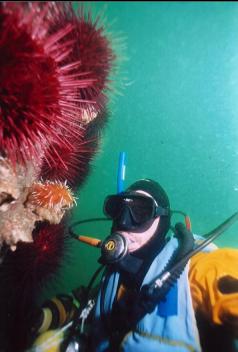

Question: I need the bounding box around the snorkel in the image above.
[71,152,143,271]
[117,151,126,194]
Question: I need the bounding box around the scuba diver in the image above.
[89,178,200,351]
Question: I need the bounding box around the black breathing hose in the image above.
[69,217,110,239]
[153,211,238,286]
[141,211,238,308]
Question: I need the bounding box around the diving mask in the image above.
[104,193,169,225]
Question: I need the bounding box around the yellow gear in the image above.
[189,248,238,326]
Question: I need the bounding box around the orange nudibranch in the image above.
[28,180,77,210]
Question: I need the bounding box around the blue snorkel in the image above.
[117,152,126,194]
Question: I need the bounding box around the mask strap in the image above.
[156,206,170,217]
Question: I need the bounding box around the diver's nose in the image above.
[116,206,134,229]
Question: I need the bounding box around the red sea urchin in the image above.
[0,2,115,166]
[40,108,109,188]
[11,222,68,290]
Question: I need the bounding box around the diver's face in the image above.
[114,190,160,252]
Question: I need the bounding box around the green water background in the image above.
[44,1,238,298]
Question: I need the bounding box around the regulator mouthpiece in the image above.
[99,232,128,264]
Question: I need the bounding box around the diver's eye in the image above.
[218,275,238,294]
